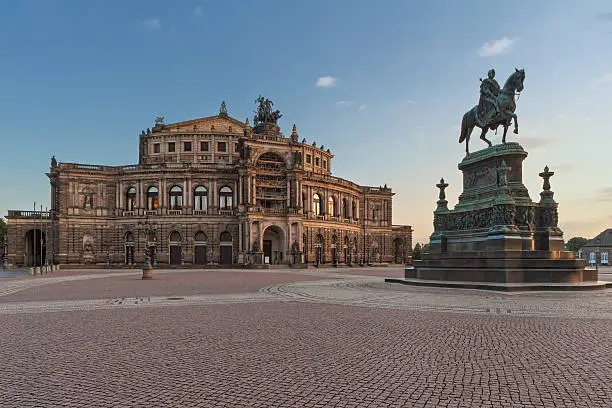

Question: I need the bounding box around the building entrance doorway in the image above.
[194,231,208,265]
[195,246,207,265]
[170,246,181,265]
[262,225,285,264]
[219,231,233,265]
[25,229,46,266]
[125,246,134,265]
[263,240,272,264]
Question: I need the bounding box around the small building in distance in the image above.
[6,99,412,268]
[581,229,611,266]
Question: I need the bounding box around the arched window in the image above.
[194,231,207,242]
[169,185,183,210]
[219,186,233,209]
[146,186,159,210]
[125,232,134,242]
[342,198,349,219]
[126,187,136,211]
[313,193,321,215]
[169,231,182,242]
[194,186,208,211]
[328,196,336,217]
[352,200,357,219]
[220,231,232,242]
[83,189,94,209]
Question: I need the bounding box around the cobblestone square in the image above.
[1,267,611,407]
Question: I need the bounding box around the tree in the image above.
[566,237,587,253]
[0,218,7,247]
[412,243,422,260]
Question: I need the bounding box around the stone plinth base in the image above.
[386,275,610,292]
[403,251,599,288]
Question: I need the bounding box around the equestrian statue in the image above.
[459,68,525,155]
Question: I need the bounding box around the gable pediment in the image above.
[159,114,246,133]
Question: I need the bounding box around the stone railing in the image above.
[219,209,234,216]
[122,211,135,217]
[263,208,285,215]
[7,210,51,219]
[168,210,182,216]
[193,210,208,216]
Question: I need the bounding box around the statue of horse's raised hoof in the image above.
[513,128,519,134]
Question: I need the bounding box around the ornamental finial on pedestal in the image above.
[290,124,298,142]
[538,165,556,204]
[436,178,449,212]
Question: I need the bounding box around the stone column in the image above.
[238,222,243,252]
[233,180,238,208]
[115,182,120,214]
[183,180,188,211]
[251,175,257,205]
[286,179,291,207]
[159,180,163,211]
[212,180,217,210]
[119,181,124,210]
[238,175,243,205]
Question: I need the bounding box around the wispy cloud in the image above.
[596,12,612,21]
[335,100,354,107]
[143,18,162,31]
[598,187,612,202]
[592,72,612,85]
[519,136,552,149]
[478,37,516,57]
[554,163,578,172]
[358,103,367,111]
[316,76,337,87]
[404,99,417,104]
[194,6,203,17]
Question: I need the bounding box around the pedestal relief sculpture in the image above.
[388,68,603,291]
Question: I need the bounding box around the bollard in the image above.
[142,258,153,280]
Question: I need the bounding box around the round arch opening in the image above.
[262,225,286,264]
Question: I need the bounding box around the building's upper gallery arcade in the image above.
[41,101,394,227]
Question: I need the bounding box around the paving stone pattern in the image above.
[0,267,611,407]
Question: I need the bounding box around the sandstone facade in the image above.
[7,105,412,267]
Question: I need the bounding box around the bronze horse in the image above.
[459,69,525,155]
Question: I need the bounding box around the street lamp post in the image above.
[138,217,155,279]
[314,243,321,267]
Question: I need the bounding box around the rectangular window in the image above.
[306,154,312,164]
[168,142,175,153]
[315,157,320,166]
[153,143,160,153]
[218,142,227,152]
[235,143,239,152]
[201,141,209,151]
[184,141,192,152]
[323,160,327,169]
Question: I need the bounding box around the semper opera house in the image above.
[6,99,412,268]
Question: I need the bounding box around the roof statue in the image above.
[459,68,525,155]
[219,101,227,116]
[155,116,165,126]
[253,95,282,126]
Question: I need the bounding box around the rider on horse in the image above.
[477,69,501,126]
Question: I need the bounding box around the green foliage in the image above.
[566,237,588,252]
[0,218,7,247]
[412,243,422,260]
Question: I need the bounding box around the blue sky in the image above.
[1,0,611,244]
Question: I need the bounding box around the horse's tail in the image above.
[459,110,470,143]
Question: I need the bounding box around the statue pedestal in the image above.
[395,143,601,291]
[253,123,280,139]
